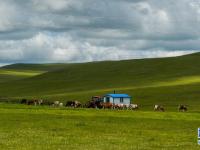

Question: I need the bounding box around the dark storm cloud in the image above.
[0,0,199,64]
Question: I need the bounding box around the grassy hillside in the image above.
[2,63,71,71]
[0,52,200,110]
[0,104,199,150]
[0,63,69,83]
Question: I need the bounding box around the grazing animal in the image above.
[102,102,113,109]
[74,101,81,108]
[27,100,37,106]
[154,105,165,112]
[129,104,139,110]
[178,105,187,112]
[36,99,43,105]
[113,104,118,109]
[53,101,60,107]
[66,101,74,107]
[86,100,97,108]
[114,104,125,109]
[66,101,81,108]
[113,104,119,109]
[59,103,63,107]
[123,104,128,109]
[26,99,43,106]
[21,99,27,104]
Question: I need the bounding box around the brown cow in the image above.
[27,100,37,105]
[102,102,113,109]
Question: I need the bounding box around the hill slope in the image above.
[0,63,70,83]
[0,52,200,110]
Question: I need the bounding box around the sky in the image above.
[0,0,200,65]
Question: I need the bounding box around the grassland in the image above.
[0,63,69,83]
[0,53,200,149]
[0,103,199,150]
[0,53,200,111]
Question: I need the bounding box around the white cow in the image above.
[37,99,43,105]
[59,103,63,107]
[154,105,159,111]
[154,105,165,112]
[129,104,139,110]
[53,101,60,107]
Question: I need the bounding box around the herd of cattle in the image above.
[20,98,188,112]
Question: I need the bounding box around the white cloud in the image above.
[0,1,17,31]
[0,0,199,64]
[0,32,197,63]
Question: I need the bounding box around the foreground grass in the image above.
[0,104,199,150]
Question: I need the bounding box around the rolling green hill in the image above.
[0,63,70,83]
[0,52,200,111]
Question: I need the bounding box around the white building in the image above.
[103,94,131,105]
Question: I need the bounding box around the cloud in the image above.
[0,32,197,64]
[0,1,18,32]
[0,0,199,64]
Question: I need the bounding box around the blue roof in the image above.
[105,94,131,98]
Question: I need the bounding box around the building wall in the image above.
[103,97,114,103]
[103,96,131,104]
[113,97,131,105]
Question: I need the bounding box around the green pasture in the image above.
[0,103,199,150]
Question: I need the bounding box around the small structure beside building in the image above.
[103,93,131,105]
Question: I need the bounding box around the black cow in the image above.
[178,105,187,112]
[20,99,27,104]
[66,101,81,108]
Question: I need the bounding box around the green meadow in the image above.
[0,103,199,150]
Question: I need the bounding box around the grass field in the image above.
[0,53,200,111]
[0,103,199,150]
